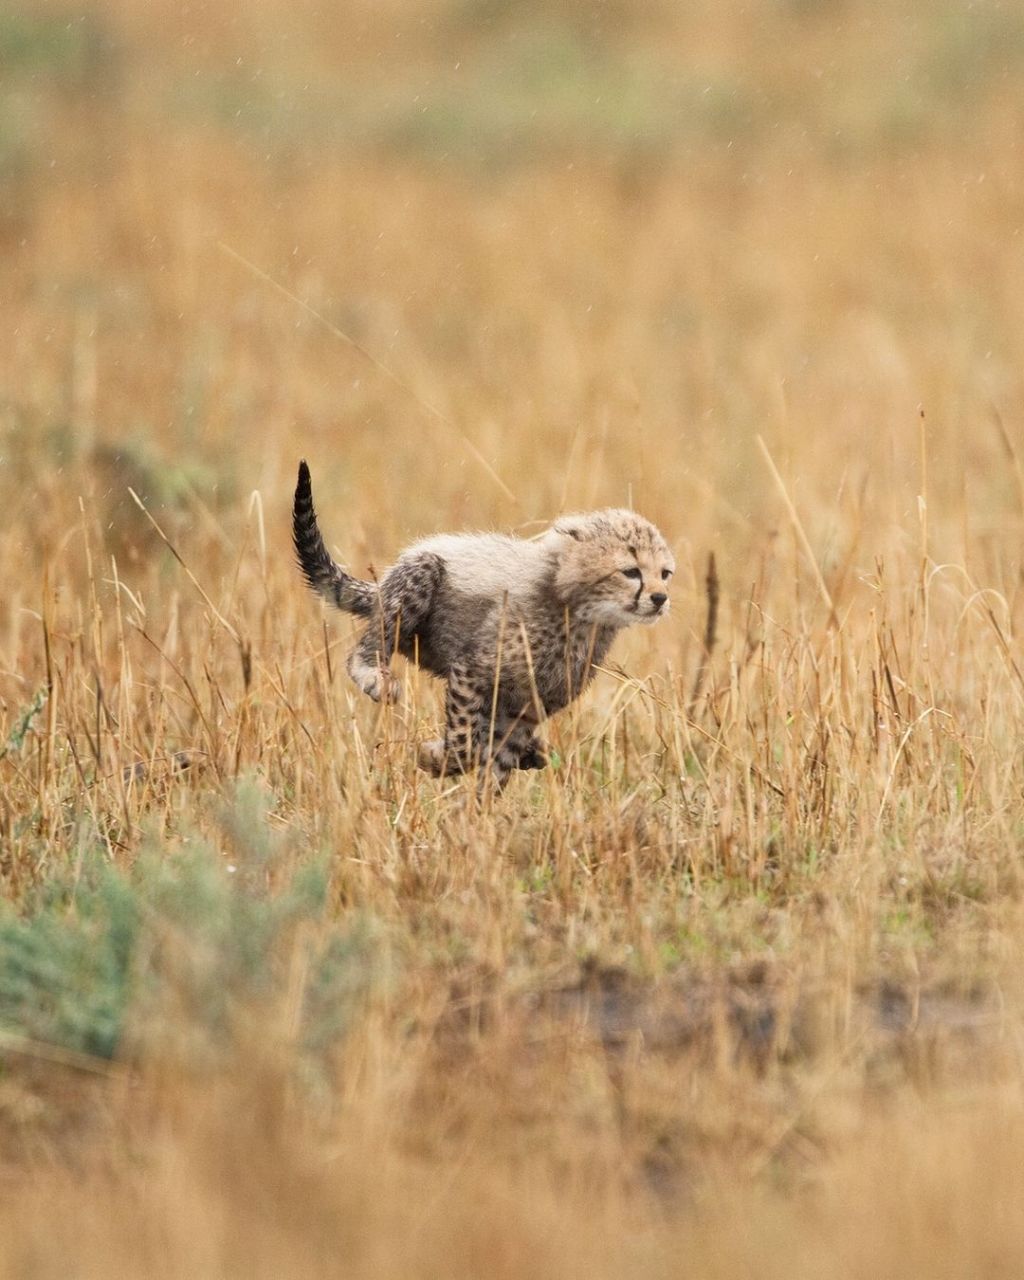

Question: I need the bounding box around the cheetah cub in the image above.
[293,461,674,788]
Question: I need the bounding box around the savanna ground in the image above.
[3,0,1024,1274]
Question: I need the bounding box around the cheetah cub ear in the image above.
[552,517,587,542]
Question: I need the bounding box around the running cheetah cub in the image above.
[293,461,674,788]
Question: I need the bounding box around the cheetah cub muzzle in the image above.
[292,461,674,789]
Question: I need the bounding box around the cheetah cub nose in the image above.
[650,592,668,608]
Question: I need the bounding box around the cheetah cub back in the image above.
[292,460,674,788]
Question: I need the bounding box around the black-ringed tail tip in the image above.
[292,458,673,790]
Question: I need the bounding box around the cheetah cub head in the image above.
[547,508,675,629]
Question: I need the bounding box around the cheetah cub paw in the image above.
[417,740,450,776]
[351,663,401,704]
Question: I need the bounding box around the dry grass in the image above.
[4,0,1024,1273]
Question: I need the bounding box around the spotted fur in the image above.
[293,460,674,789]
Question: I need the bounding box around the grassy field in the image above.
[4,0,1024,1274]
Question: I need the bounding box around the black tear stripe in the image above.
[633,579,644,609]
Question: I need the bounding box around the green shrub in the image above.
[0,780,385,1064]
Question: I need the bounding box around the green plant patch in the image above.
[0,781,386,1065]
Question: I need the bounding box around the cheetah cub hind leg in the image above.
[346,552,445,706]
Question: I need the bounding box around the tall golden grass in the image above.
[4,0,1024,1273]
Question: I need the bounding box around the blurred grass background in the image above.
[5,1,1024,1275]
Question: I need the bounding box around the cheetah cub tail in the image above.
[292,461,377,618]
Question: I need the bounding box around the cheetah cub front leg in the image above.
[416,662,546,788]
[416,661,481,777]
